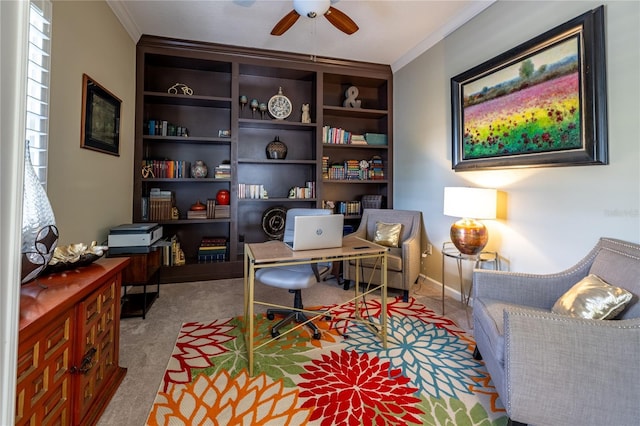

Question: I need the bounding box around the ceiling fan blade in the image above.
[271,10,300,36]
[324,6,359,35]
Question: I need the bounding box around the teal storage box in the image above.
[364,133,388,146]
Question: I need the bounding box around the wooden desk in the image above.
[243,236,388,376]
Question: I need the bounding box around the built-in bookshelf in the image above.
[133,36,392,282]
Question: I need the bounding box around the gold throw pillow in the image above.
[373,222,402,247]
[551,274,633,320]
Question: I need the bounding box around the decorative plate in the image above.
[268,87,292,120]
[262,206,288,240]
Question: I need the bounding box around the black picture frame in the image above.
[451,5,607,171]
[81,74,121,156]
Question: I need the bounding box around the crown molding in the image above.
[106,0,141,43]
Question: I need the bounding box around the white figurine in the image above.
[301,103,311,123]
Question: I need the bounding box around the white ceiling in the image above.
[107,0,495,72]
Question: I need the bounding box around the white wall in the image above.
[394,0,640,286]
[48,0,135,245]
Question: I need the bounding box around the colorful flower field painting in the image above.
[461,37,581,160]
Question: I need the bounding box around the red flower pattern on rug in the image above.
[162,319,235,391]
[298,349,423,425]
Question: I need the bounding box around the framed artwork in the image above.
[81,74,121,156]
[451,6,607,171]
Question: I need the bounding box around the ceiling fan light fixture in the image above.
[293,0,330,18]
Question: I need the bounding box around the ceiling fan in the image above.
[271,0,359,36]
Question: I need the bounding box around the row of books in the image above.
[142,160,191,179]
[323,158,385,181]
[198,236,228,263]
[238,183,267,199]
[322,126,367,145]
[146,119,188,137]
[336,201,362,216]
[147,189,174,221]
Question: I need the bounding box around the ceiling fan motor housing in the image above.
[294,0,330,18]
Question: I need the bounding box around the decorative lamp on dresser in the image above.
[16,257,129,426]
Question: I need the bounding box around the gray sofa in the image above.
[472,237,640,426]
[343,209,421,302]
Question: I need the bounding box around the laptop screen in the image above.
[285,214,344,251]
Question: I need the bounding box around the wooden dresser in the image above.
[16,257,129,425]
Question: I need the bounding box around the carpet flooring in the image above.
[98,277,475,425]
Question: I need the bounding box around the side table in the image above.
[441,241,499,315]
[108,247,161,319]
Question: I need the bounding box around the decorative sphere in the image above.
[216,189,230,205]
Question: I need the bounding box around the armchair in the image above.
[342,209,422,302]
[472,238,640,426]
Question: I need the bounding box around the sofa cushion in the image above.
[551,274,633,320]
[589,247,640,319]
[474,298,550,367]
[373,222,402,247]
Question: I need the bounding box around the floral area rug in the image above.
[146,297,508,425]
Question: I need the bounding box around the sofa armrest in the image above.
[503,307,640,425]
[401,231,420,285]
[473,268,589,310]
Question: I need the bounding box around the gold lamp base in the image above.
[450,218,488,255]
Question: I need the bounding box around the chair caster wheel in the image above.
[473,347,483,360]
[267,313,275,320]
[271,330,280,338]
[312,332,321,339]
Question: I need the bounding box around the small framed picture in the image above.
[81,74,121,156]
[218,129,231,138]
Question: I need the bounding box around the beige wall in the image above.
[393,1,640,287]
[48,0,135,245]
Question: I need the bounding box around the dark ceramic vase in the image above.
[266,136,287,159]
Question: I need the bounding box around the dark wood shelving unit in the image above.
[134,35,392,282]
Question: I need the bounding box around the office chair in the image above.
[255,208,332,339]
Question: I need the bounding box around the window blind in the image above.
[25,0,52,188]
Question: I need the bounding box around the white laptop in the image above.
[285,214,344,251]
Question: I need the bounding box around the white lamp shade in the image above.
[294,0,330,18]
[443,187,497,220]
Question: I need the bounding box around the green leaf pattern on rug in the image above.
[419,394,508,426]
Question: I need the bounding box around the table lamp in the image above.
[443,187,497,255]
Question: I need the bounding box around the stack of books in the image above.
[350,134,367,145]
[149,188,174,221]
[369,156,385,180]
[187,209,207,219]
[214,204,230,218]
[322,156,329,179]
[198,236,227,263]
[214,163,231,179]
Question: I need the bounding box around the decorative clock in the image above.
[268,87,292,120]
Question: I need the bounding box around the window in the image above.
[25,0,52,189]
